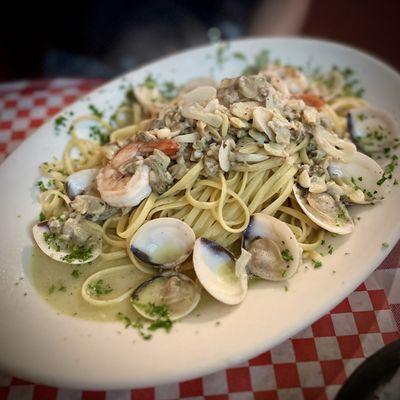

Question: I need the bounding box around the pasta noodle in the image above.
[35,61,391,316]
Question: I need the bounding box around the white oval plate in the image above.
[0,38,399,390]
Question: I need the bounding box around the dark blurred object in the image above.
[335,340,400,400]
[0,0,399,82]
[0,0,252,81]
[302,0,400,71]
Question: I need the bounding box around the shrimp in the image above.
[296,93,325,108]
[97,139,179,208]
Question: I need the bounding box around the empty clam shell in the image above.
[348,107,399,154]
[129,218,196,269]
[65,168,99,200]
[329,151,388,204]
[193,238,249,305]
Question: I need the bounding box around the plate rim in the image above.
[0,36,399,390]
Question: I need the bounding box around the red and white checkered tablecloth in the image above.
[0,79,399,400]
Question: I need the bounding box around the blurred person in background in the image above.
[0,0,398,82]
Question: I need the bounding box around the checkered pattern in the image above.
[0,79,399,400]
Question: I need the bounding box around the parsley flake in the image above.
[281,249,293,262]
[312,260,323,269]
[87,279,112,296]
[62,245,93,263]
[88,104,103,118]
[71,269,82,279]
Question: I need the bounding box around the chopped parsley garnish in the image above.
[48,283,66,294]
[43,232,62,252]
[327,244,334,255]
[232,51,246,61]
[37,180,55,192]
[39,211,46,222]
[55,116,67,127]
[117,312,132,328]
[54,116,67,134]
[89,125,109,145]
[312,260,323,269]
[281,249,294,262]
[337,208,347,221]
[87,279,112,296]
[37,181,47,192]
[132,302,174,334]
[148,318,173,332]
[139,75,178,101]
[143,74,157,89]
[125,86,135,103]
[133,321,152,340]
[216,42,230,67]
[88,104,103,118]
[377,177,387,186]
[382,242,389,249]
[243,49,270,75]
[71,269,82,279]
[116,312,152,340]
[62,245,93,263]
[377,156,398,186]
[333,66,365,98]
[160,81,178,100]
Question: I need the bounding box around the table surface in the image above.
[0,79,399,400]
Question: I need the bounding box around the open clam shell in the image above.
[131,272,200,321]
[293,184,354,235]
[348,107,399,154]
[129,218,196,270]
[65,168,99,200]
[193,238,248,305]
[32,222,101,264]
[329,151,388,204]
[243,214,301,281]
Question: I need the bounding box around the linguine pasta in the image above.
[34,59,393,324]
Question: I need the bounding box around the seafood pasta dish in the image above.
[31,59,398,329]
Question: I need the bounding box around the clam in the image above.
[329,151,387,204]
[192,238,250,305]
[293,185,354,235]
[243,214,301,280]
[129,218,196,270]
[348,107,399,154]
[65,168,99,200]
[313,125,356,162]
[181,86,217,106]
[218,138,235,172]
[181,77,217,93]
[131,272,200,321]
[32,221,102,264]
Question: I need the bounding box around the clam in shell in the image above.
[243,214,301,280]
[131,272,200,321]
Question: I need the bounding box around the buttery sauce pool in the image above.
[30,245,148,321]
[31,245,253,324]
